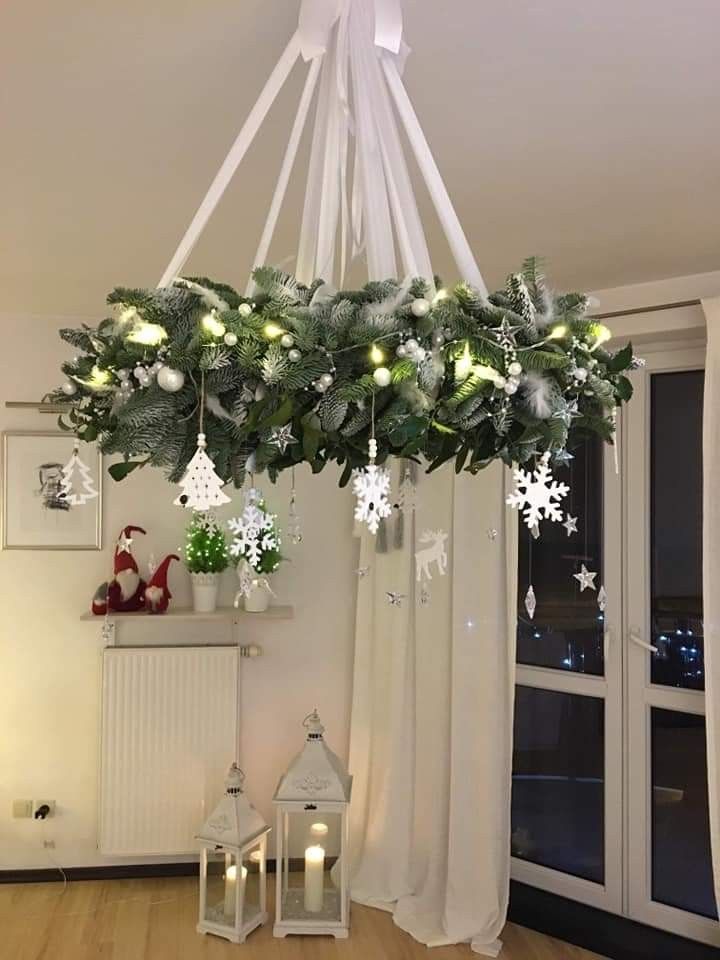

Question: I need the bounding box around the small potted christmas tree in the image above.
[183,512,229,613]
[228,490,282,613]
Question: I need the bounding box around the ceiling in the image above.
[1,0,719,317]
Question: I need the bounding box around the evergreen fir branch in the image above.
[318,393,349,432]
[516,347,570,371]
[235,339,263,375]
[391,359,416,384]
[199,345,232,370]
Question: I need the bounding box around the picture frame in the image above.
[1,431,102,550]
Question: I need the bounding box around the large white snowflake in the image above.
[352,464,392,534]
[506,453,570,530]
[228,488,279,568]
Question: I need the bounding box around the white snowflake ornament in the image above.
[353,438,392,535]
[506,452,570,531]
[228,487,280,569]
[174,433,231,511]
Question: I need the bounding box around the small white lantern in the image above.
[196,763,271,944]
[273,710,353,939]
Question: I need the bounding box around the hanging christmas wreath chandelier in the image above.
[50,0,636,499]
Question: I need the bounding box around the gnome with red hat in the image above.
[91,526,147,614]
[144,555,179,614]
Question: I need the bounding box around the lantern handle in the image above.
[302,709,325,739]
[225,762,246,795]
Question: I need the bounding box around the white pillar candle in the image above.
[224,863,247,922]
[304,844,325,913]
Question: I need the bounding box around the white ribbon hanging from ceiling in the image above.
[158,0,487,298]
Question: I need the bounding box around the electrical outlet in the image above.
[33,800,56,819]
[12,799,33,818]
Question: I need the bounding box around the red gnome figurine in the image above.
[104,525,147,613]
[144,555,179,614]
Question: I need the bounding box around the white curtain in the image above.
[702,297,720,913]
[346,461,518,956]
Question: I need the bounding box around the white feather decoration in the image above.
[520,372,555,420]
[205,393,248,427]
[173,277,229,312]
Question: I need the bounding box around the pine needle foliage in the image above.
[52,265,635,486]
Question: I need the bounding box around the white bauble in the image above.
[224,332,238,347]
[411,297,430,318]
[573,367,588,382]
[288,348,302,362]
[504,381,518,395]
[61,379,77,396]
[133,365,146,379]
[280,333,295,349]
[156,366,185,392]
[319,373,334,388]
[508,361,522,377]
[414,348,426,362]
[405,338,419,353]
[373,366,392,387]
[493,376,507,389]
[314,381,327,394]
[116,368,130,381]
[396,344,407,358]
[238,303,253,317]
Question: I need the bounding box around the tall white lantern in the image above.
[196,763,271,944]
[273,711,353,939]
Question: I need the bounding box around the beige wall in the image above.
[0,315,357,869]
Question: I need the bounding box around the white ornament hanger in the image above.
[157,0,487,294]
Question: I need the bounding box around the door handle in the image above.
[629,629,658,654]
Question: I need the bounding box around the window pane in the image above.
[651,371,704,689]
[517,436,604,675]
[512,686,604,883]
[651,708,717,919]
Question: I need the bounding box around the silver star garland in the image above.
[573,564,597,592]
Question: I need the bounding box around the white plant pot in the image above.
[191,572,220,613]
[244,577,271,613]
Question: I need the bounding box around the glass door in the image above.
[511,432,623,912]
[626,347,719,946]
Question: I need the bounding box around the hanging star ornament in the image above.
[525,585,537,620]
[355,566,371,578]
[419,584,431,606]
[268,424,297,454]
[573,564,598,592]
[386,591,406,607]
[486,528,498,541]
[563,514,578,537]
[506,452,570,531]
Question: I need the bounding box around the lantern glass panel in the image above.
[243,843,264,926]
[279,810,343,922]
[203,850,242,929]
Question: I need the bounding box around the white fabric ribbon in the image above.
[298,0,403,60]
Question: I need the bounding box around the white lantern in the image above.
[196,763,271,944]
[273,711,352,939]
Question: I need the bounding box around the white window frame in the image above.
[625,344,719,947]
[511,431,623,914]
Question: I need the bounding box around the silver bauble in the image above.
[156,366,185,393]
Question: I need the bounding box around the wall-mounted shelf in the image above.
[80,605,294,624]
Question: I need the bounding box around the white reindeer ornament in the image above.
[415,529,449,582]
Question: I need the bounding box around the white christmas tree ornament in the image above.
[60,442,99,506]
[174,432,231,511]
[506,452,570,531]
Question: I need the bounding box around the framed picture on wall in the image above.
[1,431,102,550]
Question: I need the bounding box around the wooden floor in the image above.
[0,878,606,960]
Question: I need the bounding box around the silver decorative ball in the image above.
[396,344,408,358]
[504,381,518,395]
[314,381,327,394]
[133,365,146,380]
[61,379,77,396]
[411,297,431,318]
[238,303,253,318]
[373,366,392,388]
[156,366,185,393]
[508,361,522,377]
[320,373,334,388]
[224,332,238,347]
[493,376,507,389]
[288,348,302,362]
[280,333,295,349]
[116,368,130,381]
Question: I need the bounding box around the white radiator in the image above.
[100,646,238,856]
